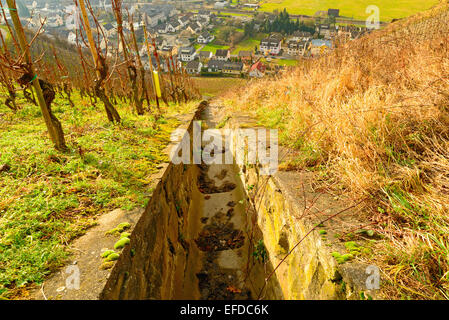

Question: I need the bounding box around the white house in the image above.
[186,60,202,74]
[179,46,197,62]
[157,24,168,34]
[197,31,214,44]
[291,31,312,42]
[199,51,213,61]
[167,19,181,33]
[197,10,211,21]
[310,39,333,57]
[260,37,282,55]
[145,11,165,27]
[186,22,202,34]
[178,15,190,26]
[215,49,230,61]
[214,1,227,10]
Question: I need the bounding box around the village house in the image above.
[222,61,244,75]
[291,31,312,42]
[207,59,225,72]
[249,61,266,78]
[197,17,210,28]
[145,11,166,27]
[187,21,202,34]
[178,15,191,27]
[215,49,230,61]
[155,37,167,49]
[287,40,300,56]
[310,39,333,57]
[160,45,177,57]
[328,8,340,17]
[103,23,115,38]
[167,19,181,33]
[260,37,282,55]
[238,50,254,64]
[197,31,215,44]
[243,3,260,10]
[287,40,309,56]
[157,24,168,34]
[47,15,64,28]
[337,25,366,40]
[186,61,202,75]
[199,51,213,62]
[214,1,227,10]
[317,24,337,40]
[179,46,197,62]
[197,10,211,21]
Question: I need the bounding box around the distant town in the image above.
[8,0,378,79]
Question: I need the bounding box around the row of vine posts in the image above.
[0,0,200,151]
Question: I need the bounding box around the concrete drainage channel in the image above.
[100,101,270,299]
[36,101,374,300]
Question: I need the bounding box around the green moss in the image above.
[105,253,120,261]
[101,250,116,258]
[100,261,115,270]
[344,241,359,251]
[345,241,372,256]
[120,232,131,239]
[253,240,268,263]
[106,222,131,236]
[332,252,354,264]
[114,237,130,249]
[319,230,327,235]
[360,291,366,300]
[341,281,347,293]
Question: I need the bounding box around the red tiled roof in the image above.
[250,61,265,72]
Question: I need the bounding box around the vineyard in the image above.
[0,0,200,298]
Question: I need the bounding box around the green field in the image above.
[261,57,299,67]
[212,11,253,18]
[259,0,440,21]
[202,42,230,54]
[232,38,259,54]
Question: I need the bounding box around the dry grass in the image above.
[221,3,449,299]
[192,77,249,98]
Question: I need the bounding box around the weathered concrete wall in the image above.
[100,102,208,300]
[241,169,345,299]
[227,116,378,300]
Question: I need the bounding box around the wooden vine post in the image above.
[112,0,143,115]
[143,24,161,113]
[77,0,121,123]
[6,0,67,151]
[129,14,151,111]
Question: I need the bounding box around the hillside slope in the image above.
[221,3,449,299]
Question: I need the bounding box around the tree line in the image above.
[244,9,315,37]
